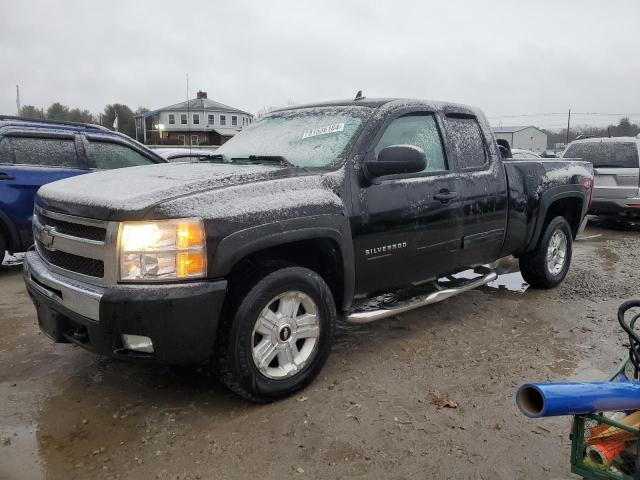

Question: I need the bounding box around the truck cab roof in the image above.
[272,98,481,117]
[0,115,110,135]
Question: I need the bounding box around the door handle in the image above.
[0,172,16,181]
[433,190,458,203]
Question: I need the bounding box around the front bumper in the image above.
[23,251,227,365]
[590,197,640,216]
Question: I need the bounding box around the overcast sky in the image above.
[1,0,639,129]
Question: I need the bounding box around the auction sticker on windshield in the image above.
[302,123,345,139]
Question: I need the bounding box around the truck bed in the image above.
[501,159,593,257]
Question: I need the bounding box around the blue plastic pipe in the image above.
[516,382,640,418]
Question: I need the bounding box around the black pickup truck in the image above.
[23,98,593,402]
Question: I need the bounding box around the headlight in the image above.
[119,219,206,281]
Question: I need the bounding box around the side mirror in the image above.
[496,139,512,159]
[364,145,427,178]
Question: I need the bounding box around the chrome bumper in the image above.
[23,250,104,321]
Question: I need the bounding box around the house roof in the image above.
[492,125,546,134]
[139,98,252,118]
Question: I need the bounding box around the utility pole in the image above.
[186,73,191,152]
[566,109,571,144]
[16,85,21,115]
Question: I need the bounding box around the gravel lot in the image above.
[1,220,638,480]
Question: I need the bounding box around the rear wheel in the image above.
[519,216,573,288]
[215,266,336,403]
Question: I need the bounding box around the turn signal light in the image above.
[176,251,207,278]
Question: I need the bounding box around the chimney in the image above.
[196,91,207,99]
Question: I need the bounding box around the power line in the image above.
[489,112,640,119]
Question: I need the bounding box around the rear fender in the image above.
[526,185,587,251]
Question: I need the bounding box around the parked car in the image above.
[562,137,640,217]
[511,148,541,159]
[0,116,165,263]
[23,98,593,402]
[541,149,557,158]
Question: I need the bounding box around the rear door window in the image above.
[1,136,79,167]
[86,141,156,169]
[0,137,11,164]
[374,114,447,172]
[443,117,488,170]
[564,142,639,168]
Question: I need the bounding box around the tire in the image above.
[519,216,573,289]
[215,266,337,403]
[0,231,6,265]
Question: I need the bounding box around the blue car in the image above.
[0,116,165,263]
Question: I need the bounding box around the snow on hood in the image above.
[151,173,344,225]
[37,162,296,219]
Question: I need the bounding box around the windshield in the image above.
[563,141,639,168]
[215,106,371,168]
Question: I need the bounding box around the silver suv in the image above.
[563,137,640,217]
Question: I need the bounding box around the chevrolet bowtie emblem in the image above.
[39,226,56,250]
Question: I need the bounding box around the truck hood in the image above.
[37,162,310,220]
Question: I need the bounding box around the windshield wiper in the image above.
[231,155,293,167]
[167,154,225,163]
[202,154,228,163]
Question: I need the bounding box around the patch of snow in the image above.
[543,163,592,183]
[37,162,283,212]
[152,173,343,222]
[2,251,24,267]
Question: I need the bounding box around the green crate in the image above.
[570,359,640,479]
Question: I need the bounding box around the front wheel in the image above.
[519,216,573,289]
[0,231,6,266]
[215,266,336,403]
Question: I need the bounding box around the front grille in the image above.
[38,213,106,242]
[36,241,105,278]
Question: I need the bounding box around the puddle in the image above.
[447,258,529,293]
[487,271,529,293]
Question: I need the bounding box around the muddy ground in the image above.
[1,220,638,480]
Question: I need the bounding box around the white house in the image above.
[492,126,548,153]
[135,91,253,146]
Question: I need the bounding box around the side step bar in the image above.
[345,268,497,324]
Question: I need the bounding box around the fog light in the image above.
[121,334,154,353]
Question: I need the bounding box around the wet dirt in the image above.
[0,223,638,480]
